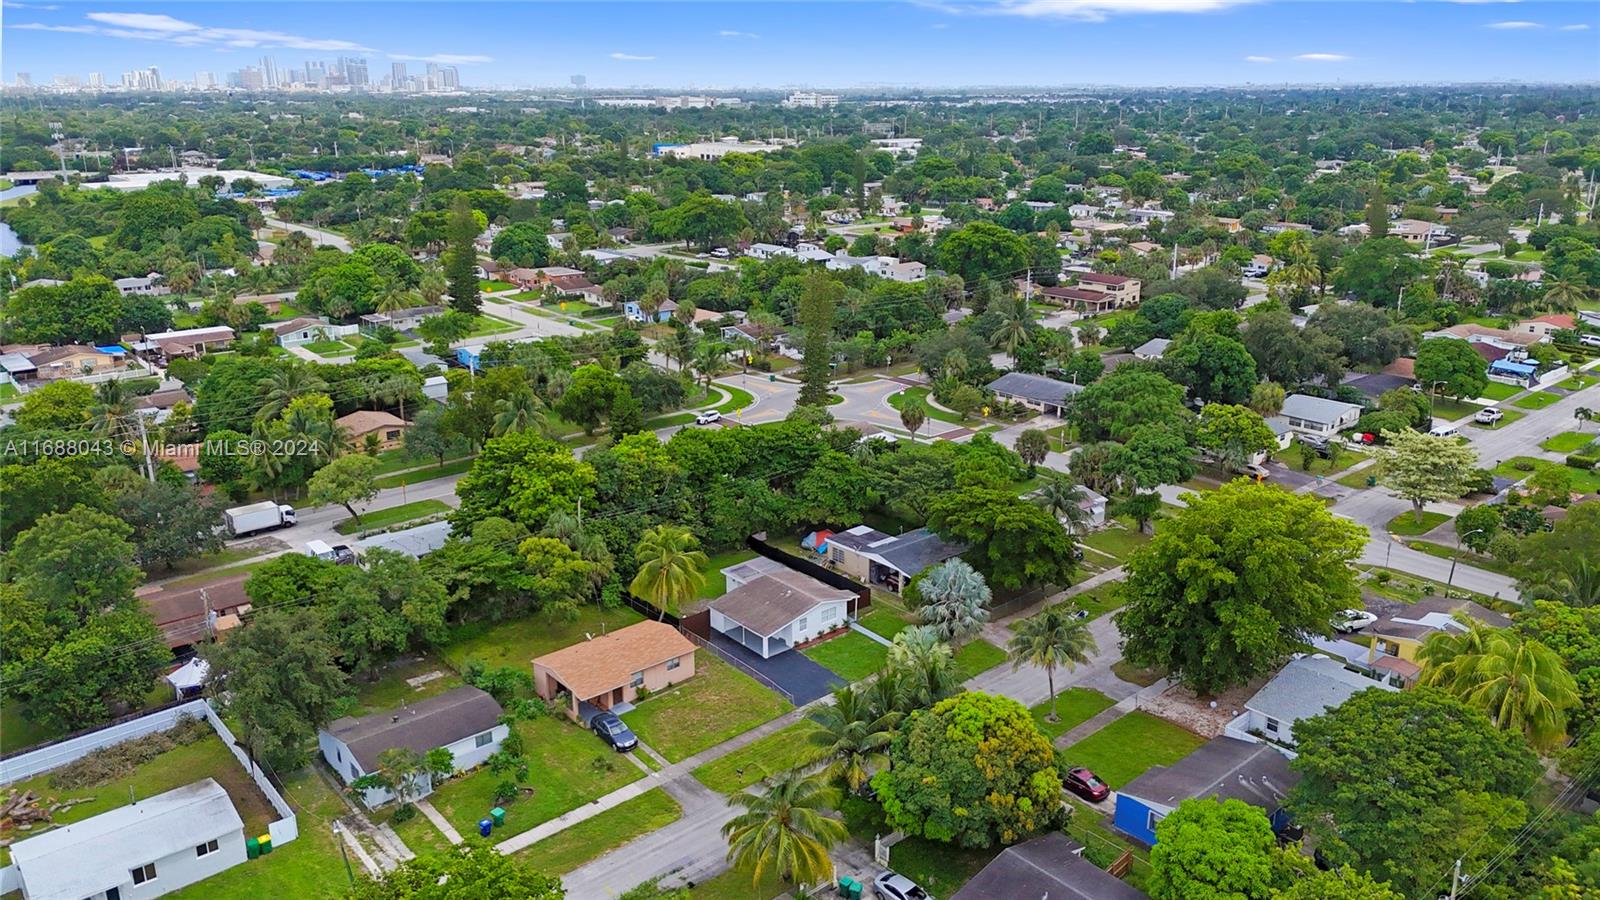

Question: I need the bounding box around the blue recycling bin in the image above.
[478,818,493,838]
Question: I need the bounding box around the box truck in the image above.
[224,501,297,537]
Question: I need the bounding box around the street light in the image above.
[1445,528,1486,597]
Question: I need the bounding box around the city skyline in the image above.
[2,1,1596,91]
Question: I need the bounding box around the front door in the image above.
[107,888,122,900]
[613,687,624,704]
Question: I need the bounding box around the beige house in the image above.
[336,410,411,451]
[532,621,697,721]
[1074,272,1142,307]
[28,344,128,380]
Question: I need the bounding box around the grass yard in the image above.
[1336,465,1381,489]
[887,385,966,425]
[620,654,792,763]
[691,720,828,793]
[1286,443,1370,477]
[1427,396,1488,420]
[162,559,275,589]
[374,457,474,488]
[712,383,757,414]
[690,867,788,900]
[803,631,889,681]
[1541,431,1597,453]
[479,279,517,292]
[1494,456,1600,493]
[859,606,914,642]
[335,499,450,535]
[889,836,1001,897]
[1557,375,1598,392]
[1028,689,1116,741]
[512,788,682,875]
[425,715,643,843]
[371,448,472,477]
[1477,382,1524,402]
[1513,391,1561,410]
[1469,408,1525,430]
[0,702,62,754]
[148,545,267,582]
[1361,567,1493,606]
[1051,580,1127,621]
[1065,798,1152,892]
[1386,510,1450,536]
[1111,660,1165,688]
[442,605,645,671]
[1404,540,1518,576]
[953,639,1008,679]
[1061,711,1206,788]
[1080,525,1150,563]
[167,765,353,899]
[0,382,18,400]
[694,548,759,601]
[340,654,465,717]
[303,339,355,357]
[465,313,519,339]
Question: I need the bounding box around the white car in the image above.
[694,410,723,426]
[709,247,731,258]
[1475,408,1504,424]
[1333,609,1378,633]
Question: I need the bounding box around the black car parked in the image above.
[590,711,638,752]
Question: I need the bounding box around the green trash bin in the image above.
[848,882,863,900]
[768,374,776,382]
[491,807,506,828]
[246,837,260,860]
[258,833,273,855]
[837,876,856,897]
[1367,475,1377,487]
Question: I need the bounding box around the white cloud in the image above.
[13,10,379,53]
[1560,23,1590,30]
[919,0,1257,23]
[10,22,95,33]
[718,30,759,39]
[86,12,198,32]
[1244,55,1275,63]
[610,52,656,61]
[390,53,493,64]
[3,2,61,9]
[1486,19,1542,28]
[1295,52,1350,62]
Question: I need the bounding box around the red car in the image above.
[1064,766,1110,802]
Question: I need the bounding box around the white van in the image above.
[1428,423,1459,438]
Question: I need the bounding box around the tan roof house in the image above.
[532,620,696,721]
[337,410,411,451]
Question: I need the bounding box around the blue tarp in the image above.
[93,345,126,355]
[1489,359,1537,376]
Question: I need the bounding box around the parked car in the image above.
[710,247,731,258]
[1475,408,1504,424]
[1063,766,1111,802]
[1428,423,1460,438]
[1300,434,1332,454]
[331,544,357,566]
[1349,432,1377,445]
[1333,609,1378,633]
[589,711,638,752]
[694,410,723,426]
[873,871,931,900]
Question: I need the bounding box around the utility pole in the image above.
[134,412,156,482]
[1448,858,1463,900]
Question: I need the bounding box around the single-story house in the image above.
[232,291,295,316]
[1341,371,1416,402]
[27,344,128,380]
[747,242,795,260]
[824,525,965,593]
[0,350,40,383]
[1114,736,1301,846]
[986,371,1083,417]
[548,275,606,305]
[1363,597,1512,686]
[1132,337,1171,360]
[1278,393,1362,440]
[112,274,171,297]
[138,573,251,649]
[1224,655,1395,751]
[884,260,927,283]
[356,521,453,560]
[952,832,1148,900]
[1424,323,1543,352]
[692,308,725,327]
[1515,314,1575,339]
[319,686,508,808]
[404,349,451,372]
[141,326,236,358]
[707,557,857,658]
[721,322,764,345]
[622,299,674,323]
[507,267,542,289]
[359,305,444,334]
[336,410,410,451]
[135,388,193,416]
[8,778,246,900]
[1037,285,1117,313]
[1488,358,1541,388]
[532,620,697,722]
[266,317,341,349]
[455,344,486,372]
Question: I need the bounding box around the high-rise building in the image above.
[147,67,162,90]
[342,57,369,87]
[260,56,278,89]
[88,72,105,89]
[439,66,459,90]
[195,72,216,89]
[305,60,327,86]
[15,73,33,87]
[391,62,407,91]
[238,66,264,91]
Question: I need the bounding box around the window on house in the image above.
[349,763,360,781]
[631,671,645,688]
[796,616,809,633]
[131,863,157,885]
[385,430,400,441]
[474,731,493,748]
[1265,717,1280,734]
[666,657,681,671]
[196,839,220,857]
[1147,811,1165,833]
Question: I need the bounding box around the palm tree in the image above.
[1035,476,1091,536]
[1419,619,1579,750]
[1524,556,1600,608]
[257,365,328,421]
[628,524,708,621]
[1542,278,1592,312]
[1008,605,1098,723]
[376,281,422,313]
[914,559,992,644]
[899,396,927,442]
[808,686,899,793]
[1575,407,1595,433]
[692,342,730,390]
[722,770,848,888]
[886,626,961,709]
[419,269,448,305]
[492,389,547,436]
[1283,243,1322,298]
[990,298,1031,362]
[89,379,137,445]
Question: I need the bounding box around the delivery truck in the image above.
[224,501,297,537]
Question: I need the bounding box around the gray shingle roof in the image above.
[874,528,965,579]
[710,570,854,636]
[327,685,502,770]
[1120,736,1299,810]
[952,832,1148,900]
[987,371,1084,405]
[1245,656,1394,725]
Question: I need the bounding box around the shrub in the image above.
[390,802,417,824]
[1513,459,1537,472]
[49,716,211,789]
[1374,571,1393,584]
[1566,453,1599,470]
[1462,468,1497,495]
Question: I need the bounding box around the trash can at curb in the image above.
[478,818,493,838]
[491,807,506,828]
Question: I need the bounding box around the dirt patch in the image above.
[1137,678,1267,738]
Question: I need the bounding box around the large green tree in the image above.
[1165,329,1257,405]
[1149,798,1298,900]
[1414,337,1490,401]
[1195,403,1277,472]
[443,195,482,314]
[935,221,1028,285]
[307,453,382,523]
[722,771,848,887]
[454,431,596,532]
[1376,429,1478,523]
[628,524,707,621]
[1069,366,1191,442]
[1114,480,1366,693]
[928,488,1078,589]
[872,692,1065,848]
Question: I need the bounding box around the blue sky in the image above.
[3,1,1596,88]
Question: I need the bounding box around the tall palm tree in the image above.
[1035,476,1091,536]
[1541,278,1592,312]
[990,298,1031,362]
[1576,407,1595,433]
[256,364,328,421]
[89,378,137,444]
[899,396,927,443]
[491,389,547,436]
[1418,618,1580,750]
[376,281,423,313]
[886,626,960,709]
[693,342,730,390]
[863,669,905,721]
[1524,556,1600,608]
[628,524,707,621]
[722,771,848,888]
[808,686,899,793]
[1283,244,1322,298]
[1008,605,1098,723]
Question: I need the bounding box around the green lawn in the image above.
[1066,798,1152,893]
[1336,465,1381,489]
[1468,408,1525,430]
[335,498,450,535]
[1286,443,1370,477]
[889,835,1001,897]
[690,867,788,900]
[953,639,1008,679]
[303,339,355,357]
[1541,431,1596,453]
[691,720,829,793]
[887,386,966,425]
[425,715,643,843]
[340,654,465,718]
[859,606,914,641]
[1477,382,1523,402]
[1404,540,1518,576]
[1062,711,1206,788]
[802,630,889,681]
[374,457,475,489]
[167,764,353,899]
[465,313,520,339]
[1080,526,1150,562]
[1010,580,1127,627]
[512,788,682,875]
[1112,660,1164,687]
[712,383,757,414]
[1429,396,1488,419]
[1513,391,1561,410]
[1028,689,1116,741]
[1557,375,1598,392]
[479,279,517,292]
[0,382,19,400]
[694,548,759,600]
[1386,510,1450,536]
[371,448,473,477]
[1494,456,1600,493]
[620,654,792,762]
[442,605,646,672]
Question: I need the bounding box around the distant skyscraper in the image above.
[391,62,407,91]
[88,72,105,89]
[439,66,459,90]
[260,56,278,88]
[239,66,264,91]
[305,60,326,86]
[195,71,216,89]
[15,73,32,87]
[147,67,162,90]
[342,57,369,87]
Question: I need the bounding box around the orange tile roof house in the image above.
[336,410,411,451]
[532,620,696,721]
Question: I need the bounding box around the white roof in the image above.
[165,657,210,691]
[1244,655,1394,725]
[357,521,453,559]
[10,779,243,900]
[1280,393,1362,425]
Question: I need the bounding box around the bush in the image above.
[390,802,417,824]
[1374,571,1392,584]
[1513,459,1537,472]
[1462,468,1496,495]
[1566,453,1599,470]
[123,377,162,396]
[49,716,210,789]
